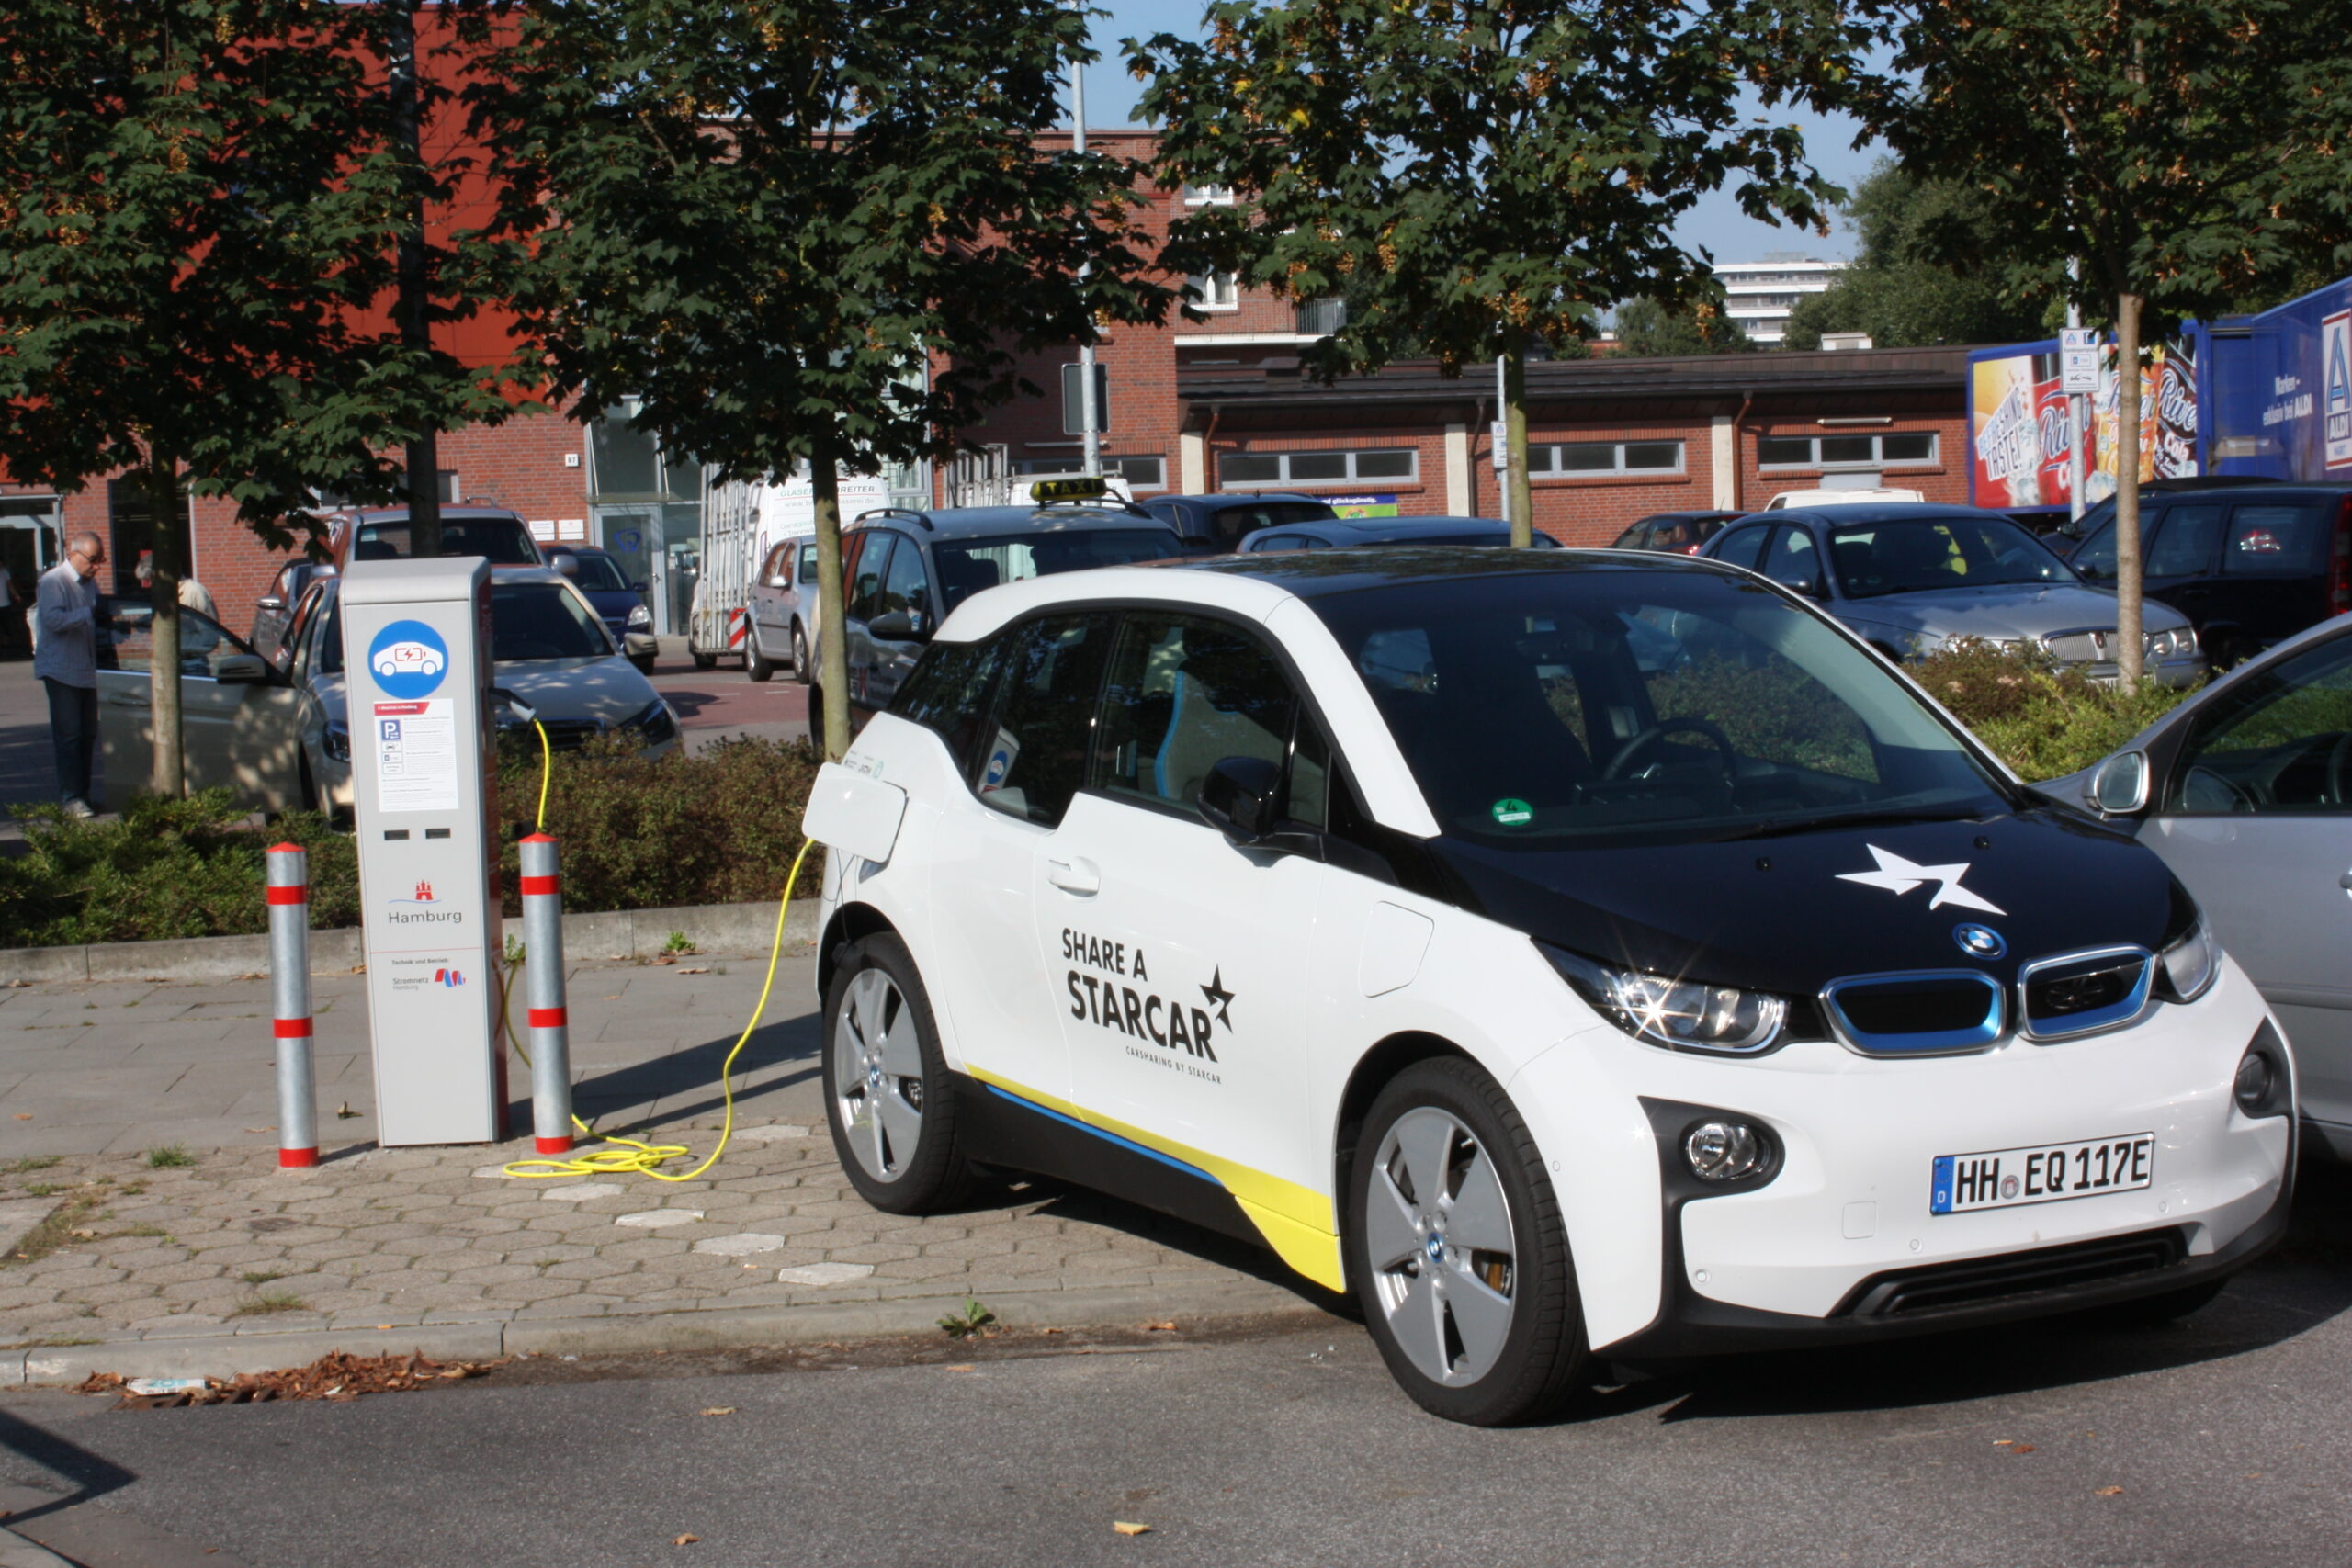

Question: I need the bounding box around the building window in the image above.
[1759,433,1938,470]
[1182,184,1235,206]
[1295,298,1347,335]
[1218,448,1418,488]
[1187,272,1240,311]
[1011,455,1166,491]
[1526,440,1684,478]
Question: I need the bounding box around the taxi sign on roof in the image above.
[1030,476,1112,502]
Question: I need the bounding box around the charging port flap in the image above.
[802,763,908,865]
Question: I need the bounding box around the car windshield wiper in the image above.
[1711,806,1992,842]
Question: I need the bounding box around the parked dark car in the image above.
[1608,510,1745,555]
[1233,515,1561,551]
[1139,493,1339,554]
[549,543,658,673]
[250,558,336,666]
[2059,484,2352,666]
[2037,475,2285,549]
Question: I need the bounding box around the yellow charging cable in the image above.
[494,718,815,1182]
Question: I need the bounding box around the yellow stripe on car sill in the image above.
[966,1066,1344,1293]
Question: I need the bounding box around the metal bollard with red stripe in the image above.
[518,834,574,1154]
[266,844,318,1168]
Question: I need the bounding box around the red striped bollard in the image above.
[518,834,573,1154]
[266,844,318,1168]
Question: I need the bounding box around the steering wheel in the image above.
[1603,716,1740,784]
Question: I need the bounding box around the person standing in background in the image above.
[36,531,105,817]
[0,556,21,659]
[135,550,219,621]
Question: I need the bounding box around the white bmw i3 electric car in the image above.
[802,548,2293,1425]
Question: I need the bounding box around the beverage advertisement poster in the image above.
[1969,338,2198,509]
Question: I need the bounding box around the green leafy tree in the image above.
[1857,0,2352,682]
[480,0,1170,760]
[0,0,516,796]
[1781,161,2057,350]
[1131,0,1853,544]
[1611,295,1757,356]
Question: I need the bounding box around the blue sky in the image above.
[1081,0,1883,264]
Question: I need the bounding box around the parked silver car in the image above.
[2047,613,2352,1157]
[276,567,680,814]
[1704,503,2206,684]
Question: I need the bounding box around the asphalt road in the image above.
[7,1166,2351,1568]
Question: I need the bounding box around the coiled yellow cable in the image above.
[495,718,814,1182]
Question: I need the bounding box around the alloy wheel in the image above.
[832,967,925,1181]
[1364,1106,1519,1386]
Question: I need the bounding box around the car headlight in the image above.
[1539,942,1789,1055]
[2144,626,2197,660]
[322,725,350,762]
[2156,916,2219,1003]
[620,698,678,746]
[627,604,651,628]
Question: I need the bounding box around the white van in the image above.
[1764,487,1927,510]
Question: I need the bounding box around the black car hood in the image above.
[1433,808,2178,995]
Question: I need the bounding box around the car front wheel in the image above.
[791,622,810,684]
[821,934,973,1214]
[1348,1056,1587,1425]
[746,624,775,682]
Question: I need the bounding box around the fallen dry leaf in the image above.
[1112,1522,1152,1537]
[944,1364,974,1372]
[603,995,623,1001]
[2094,1486,2124,1497]
[697,1407,737,1416]
[2012,1444,2036,1454]
[674,966,710,975]
[12,1113,29,1121]
[1142,1320,1178,1332]
[673,1533,700,1546]
[1041,1326,1065,1336]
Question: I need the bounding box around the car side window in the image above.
[1252,534,1305,552]
[2165,634,2352,814]
[760,544,789,586]
[2146,505,2223,577]
[844,532,891,621]
[797,543,819,584]
[1760,525,1824,595]
[1092,613,1302,817]
[2071,508,2162,585]
[1713,526,1769,571]
[2222,502,2331,577]
[890,633,1005,772]
[1650,520,1692,551]
[974,614,1114,827]
[96,603,247,678]
[880,534,932,628]
[1611,524,1648,549]
[285,587,323,680]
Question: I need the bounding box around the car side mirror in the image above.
[868,608,928,643]
[2088,750,2150,816]
[1196,755,1283,845]
[632,581,650,594]
[256,594,285,612]
[214,653,272,684]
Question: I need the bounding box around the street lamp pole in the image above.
[1071,35,1101,479]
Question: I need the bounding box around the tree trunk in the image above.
[144,456,185,800]
[1502,338,1533,548]
[809,442,852,761]
[2113,291,2145,687]
[388,0,441,558]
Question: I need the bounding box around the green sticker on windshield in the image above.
[1491,797,1534,827]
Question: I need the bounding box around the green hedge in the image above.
[0,736,821,949]
[1911,640,2197,780]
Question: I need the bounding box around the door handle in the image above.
[105,691,148,707]
[1047,856,1101,896]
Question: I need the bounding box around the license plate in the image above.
[1930,1134,2154,1214]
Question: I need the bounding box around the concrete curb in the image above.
[7,1280,1329,1386]
[0,898,824,986]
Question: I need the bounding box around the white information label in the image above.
[528,519,556,541]
[372,698,461,814]
[1491,420,1510,469]
[2062,327,2100,394]
[558,518,587,540]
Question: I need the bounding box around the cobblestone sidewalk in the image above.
[0,1128,1296,1350]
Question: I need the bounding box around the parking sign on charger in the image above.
[341,558,505,1146]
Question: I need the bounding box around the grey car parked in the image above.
[1703,502,2205,684]
[2045,614,2352,1159]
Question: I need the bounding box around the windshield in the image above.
[556,552,631,592]
[1310,565,2010,847]
[1829,515,2075,599]
[316,582,609,674]
[933,529,1178,614]
[353,517,541,566]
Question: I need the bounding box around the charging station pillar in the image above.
[266,844,319,1168]
[341,558,505,1146]
[517,834,574,1154]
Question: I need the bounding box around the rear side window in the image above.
[844,532,892,620]
[1611,524,1649,549]
[890,634,1004,772]
[973,614,1114,826]
[1713,526,1769,571]
[2223,503,2331,576]
[1761,526,1824,595]
[797,543,819,581]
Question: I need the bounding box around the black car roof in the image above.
[1165,545,1735,599]
[1723,502,2027,528]
[847,504,1174,539]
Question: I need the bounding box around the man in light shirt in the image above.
[36,532,106,817]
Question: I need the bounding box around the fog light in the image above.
[1684,1121,1765,1182]
[2233,1053,2272,1111]
[2232,1023,2291,1120]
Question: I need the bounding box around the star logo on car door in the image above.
[1199,968,1235,1029]
[1837,844,2007,916]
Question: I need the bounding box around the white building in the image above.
[1714,254,1846,346]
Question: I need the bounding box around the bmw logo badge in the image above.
[1953,923,2007,961]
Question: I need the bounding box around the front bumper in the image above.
[2079,652,2206,688]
